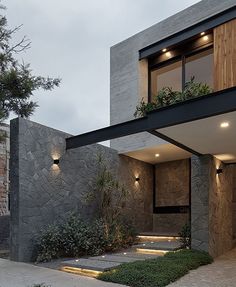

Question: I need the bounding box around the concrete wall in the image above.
[191,155,234,257]
[10,118,153,262]
[0,124,10,216]
[110,0,235,153]
[153,159,190,234]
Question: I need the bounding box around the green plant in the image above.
[179,223,191,249]
[134,77,213,117]
[36,224,62,262]
[60,215,107,257]
[98,250,213,287]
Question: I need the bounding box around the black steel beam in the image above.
[66,87,236,150]
[149,130,202,156]
[139,6,236,59]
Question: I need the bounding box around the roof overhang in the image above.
[139,6,236,59]
[66,87,236,164]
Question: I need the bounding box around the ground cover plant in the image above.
[98,249,213,287]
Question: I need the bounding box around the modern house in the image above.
[8,0,236,262]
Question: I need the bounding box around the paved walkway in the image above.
[168,247,236,287]
[0,258,125,287]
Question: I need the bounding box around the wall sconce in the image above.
[53,159,60,165]
[135,177,140,182]
[216,168,223,174]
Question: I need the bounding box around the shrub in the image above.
[36,224,62,262]
[179,223,191,249]
[134,77,213,117]
[36,214,136,262]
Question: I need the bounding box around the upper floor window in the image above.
[149,34,213,102]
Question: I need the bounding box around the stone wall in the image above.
[10,118,153,262]
[0,124,10,216]
[153,159,190,234]
[191,155,234,257]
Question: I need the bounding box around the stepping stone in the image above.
[88,254,145,263]
[62,258,121,272]
[113,251,161,259]
[135,240,181,251]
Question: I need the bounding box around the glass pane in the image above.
[185,48,213,88]
[150,60,182,101]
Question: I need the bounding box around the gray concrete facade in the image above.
[10,118,153,262]
[110,0,236,153]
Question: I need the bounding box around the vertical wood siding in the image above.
[214,19,236,91]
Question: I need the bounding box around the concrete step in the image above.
[137,233,180,242]
[61,250,162,277]
[135,240,181,251]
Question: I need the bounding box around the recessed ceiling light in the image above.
[220,122,229,128]
[203,35,209,41]
[162,48,167,52]
[200,32,205,36]
[155,153,160,157]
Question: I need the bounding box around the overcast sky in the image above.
[5,0,200,135]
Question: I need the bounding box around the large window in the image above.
[185,48,213,87]
[149,46,213,102]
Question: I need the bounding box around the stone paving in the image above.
[168,247,236,287]
[0,258,125,287]
[61,239,180,272]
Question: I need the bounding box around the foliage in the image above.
[36,224,62,262]
[179,223,191,249]
[0,5,60,122]
[36,214,136,262]
[30,285,50,287]
[94,153,129,226]
[134,77,213,117]
[98,249,213,287]
[37,155,137,262]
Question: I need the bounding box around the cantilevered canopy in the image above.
[66,87,236,163]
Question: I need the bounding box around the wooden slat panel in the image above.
[214,19,236,91]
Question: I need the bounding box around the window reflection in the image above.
[185,48,213,88]
[150,60,182,101]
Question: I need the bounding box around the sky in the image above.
[5,0,200,135]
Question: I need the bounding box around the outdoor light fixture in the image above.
[203,35,209,41]
[216,168,223,174]
[162,48,167,52]
[165,51,171,57]
[135,177,140,182]
[200,32,205,35]
[53,159,60,165]
[155,153,160,157]
[220,122,229,128]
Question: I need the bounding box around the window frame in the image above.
[148,43,213,102]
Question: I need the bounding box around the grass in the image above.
[98,249,213,287]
